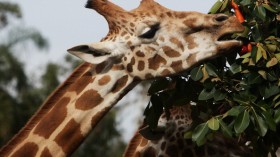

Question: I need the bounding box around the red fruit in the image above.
[239,44,252,55]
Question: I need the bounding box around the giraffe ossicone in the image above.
[0,0,244,156]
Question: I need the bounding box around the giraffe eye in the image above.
[139,23,160,39]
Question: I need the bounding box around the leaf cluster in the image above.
[146,0,280,156]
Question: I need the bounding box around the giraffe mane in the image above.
[0,63,92,154]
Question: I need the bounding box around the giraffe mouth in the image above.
[216,30,244,46]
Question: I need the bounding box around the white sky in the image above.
[9,0,216,142]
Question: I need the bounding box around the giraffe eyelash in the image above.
[139,23,160,39]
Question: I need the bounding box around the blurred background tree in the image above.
[0,1,125,156]
[146,0,279,156]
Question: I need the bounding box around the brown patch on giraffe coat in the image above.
[136,51,145,57]
[127,41,132,46]
[183,18,205,34]
[112,75,128,93]
[184,36,198,50]
[187,54,197,65]
[91,106,111,128]
[162,46,181,58]
[130,22,135,27]
[12,142,38,157]
[171,60,183,72]
[145,46,156,52]
[145,73,154,79]
[148,54,167,70]
[34,97,69,138]
[68,71,94,94]
[166,12,172,17]
[41,147,52,157]
[170,37,184,51]
[159,36,165,42]
[98,75,111,86]
[121,31,127,36]
[75,89,104,110]
[161,69,171,76]
[137,61,145,71]
[54,119,84,155]
[95,62,108,74]
[112,64,125,71]
[143,147,156,157]
[140,138,148,147]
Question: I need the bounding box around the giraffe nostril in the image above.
[215,15,228,22]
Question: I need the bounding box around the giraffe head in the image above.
[68,0,244,79]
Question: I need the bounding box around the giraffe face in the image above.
[68,0,244,79]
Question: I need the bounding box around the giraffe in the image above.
[0,0,244,156]
[124,104,252,157]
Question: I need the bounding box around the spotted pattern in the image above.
[34,97,70,138]
[12,142,38,157]
[54,119,84,154]
[68,71,95,94]
[98,75,111,86]
[112,75,129,93]
[148,54,167,70]
[41,147,52,157]
[75,89,104,110]
[162,46,181,58]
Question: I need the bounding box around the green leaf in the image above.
[213,90,226,101]
[263,4,278,13]
[275,109,280,124]
[198,88,216,100]
[247,73,262,85]
[261,111,276,131]
[220,0,229,12]
[274,101,280,108]
[192,123,209,145]
[259,84,280,99]
[255,46,263,63]
[232,93,250,105]
[240,0,251,6]
[207,117,220,131]
[227,107,241,117]
[205,63,218,77]
[256,6,266,20]
[253,113,268,136]
[266,57,278,68]
[229,63,242,74]
[184,131,192,139]
[208,1,223,14]
[190,66,203,81]
[267,71,277,81]
[234,110,250,134]
[219,119,233,137]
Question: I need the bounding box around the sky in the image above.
[9,0,216,142]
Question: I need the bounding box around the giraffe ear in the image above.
[67,43,114,64]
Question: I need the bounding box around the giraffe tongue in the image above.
[217,33,234,41]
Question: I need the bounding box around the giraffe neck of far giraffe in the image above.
[124,105,193,157]
[0,63,138,157]
[124,104,252,157]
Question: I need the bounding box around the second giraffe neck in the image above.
[1,63,138,157]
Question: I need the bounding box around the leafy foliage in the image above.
[146,0,280,156]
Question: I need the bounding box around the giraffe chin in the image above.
[215,40,243,52]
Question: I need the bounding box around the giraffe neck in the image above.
[0,63,138,157]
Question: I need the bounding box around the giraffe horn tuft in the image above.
[85,0,126,17]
